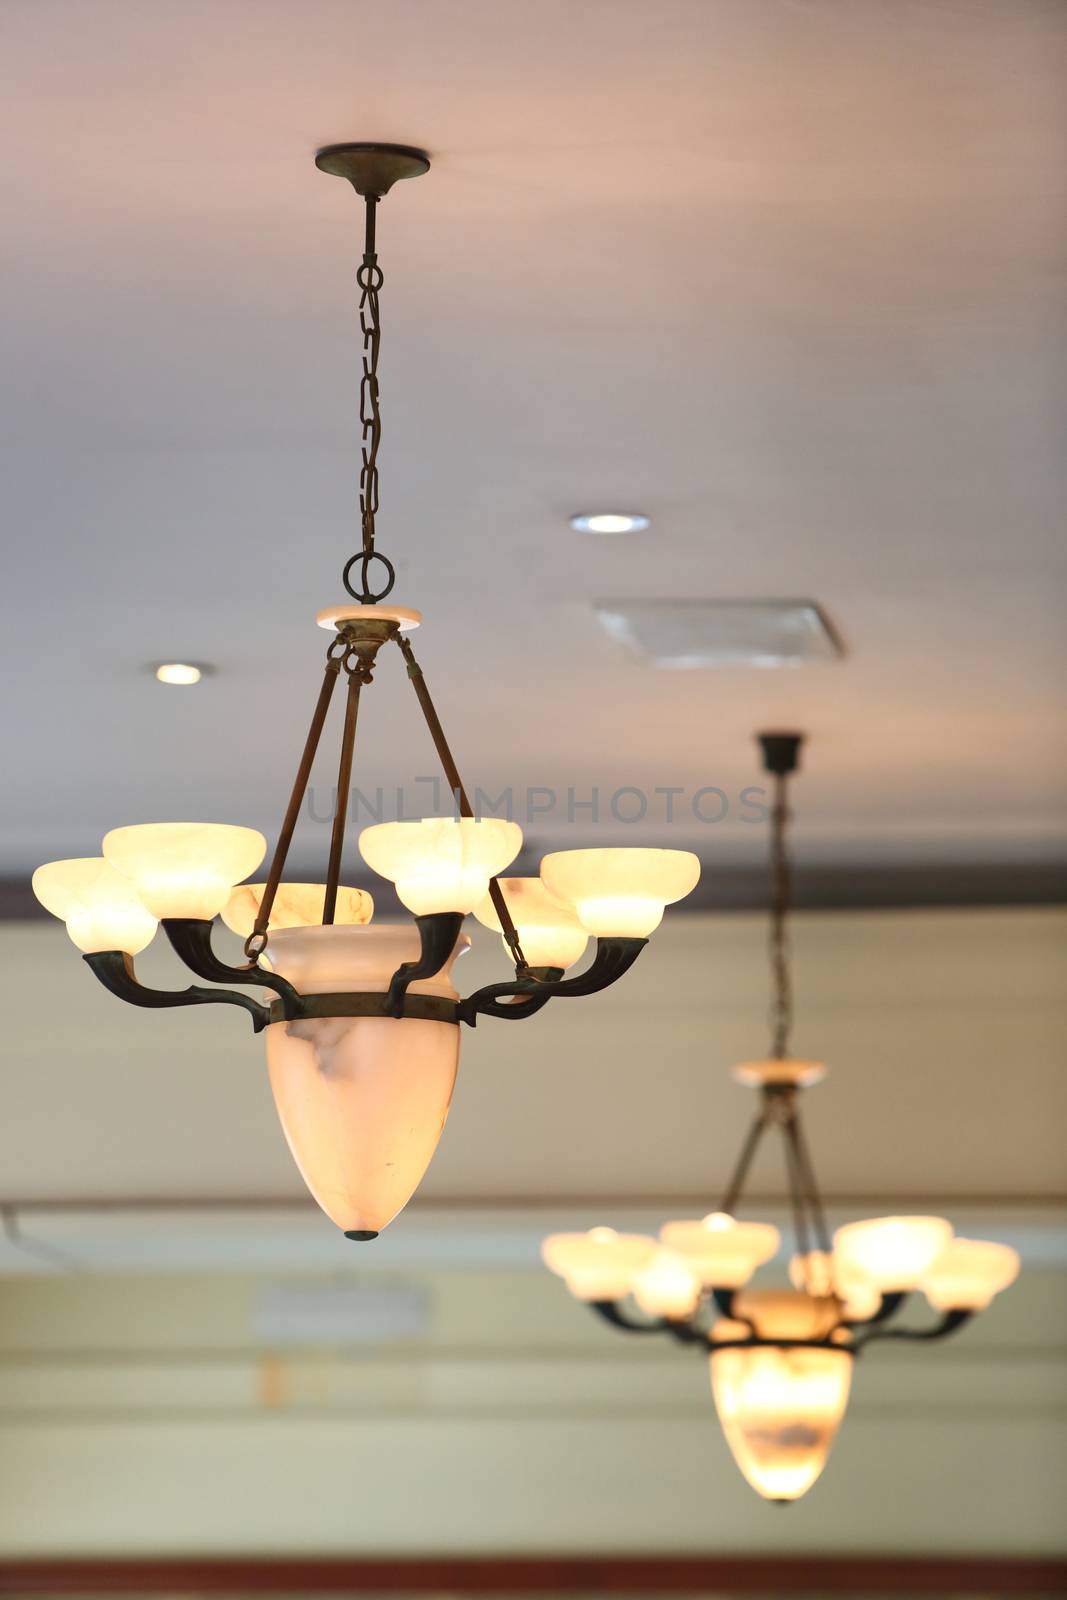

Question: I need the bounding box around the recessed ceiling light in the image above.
[570,512,650,535]
[153,662,205,686]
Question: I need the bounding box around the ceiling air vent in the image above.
[593,599,843,669]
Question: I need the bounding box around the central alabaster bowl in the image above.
[263,924,469,1238]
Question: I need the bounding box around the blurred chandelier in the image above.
[543,732,1019,1503]
[30,143,699,1241]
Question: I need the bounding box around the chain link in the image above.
[343,196,395,605]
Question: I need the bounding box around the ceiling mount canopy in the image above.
[314,142,431,196]
[32,140,701,1244]
[542,731,1020,1503]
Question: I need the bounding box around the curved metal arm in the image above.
[459,938,647,1027]
[590,1300,669,1335]
[458,974,557,1027]
[853,1307,973,1351]
[162,919,304,1017]
[385,912,464,1017]
[710,1286,759,1337]
[842,1290,907,1331]
[548,937,647,997]
[590,1298,738,1351]
[84,951,271,1033]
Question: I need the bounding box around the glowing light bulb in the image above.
[154,662,202,686]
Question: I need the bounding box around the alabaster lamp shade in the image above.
[659,1213,780,1288]
[472,877,588,970]
[102,823,266,920]
[31,857,158,955]
[541,1228,657,1301]
[632,1248,702,1319]
[710,1290,852,1501]
[711,1344,852,1501]
[263,924,469,1236]
[834,1215,953,1292]
[359,817,522,915]
[539,847,700,937]
[222,882,373,935]
[922,1238,1020,1312]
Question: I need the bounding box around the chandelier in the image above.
[542,732,1019,1502]
[30,143,700,1241]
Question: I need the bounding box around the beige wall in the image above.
[0,1262,1064,1556]
[2,906,1064,1556]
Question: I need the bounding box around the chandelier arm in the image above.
[664,1319,711,1347]
[543,937,648,997]
[717,1104,771,1217]
[457,939,646,1025]
[853,1308,973,1350]
[393,633,529,972]
[710,1287,760,1337]
[589,1300,669,1335]
[82,951,271,1033]
[385,912,466,1017]
[842,1290,908,1331]
[247,652,344,955]
[322,671,363,923]
[458,982,556,1027]
[162,919,304,1016]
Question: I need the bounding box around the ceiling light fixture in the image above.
[570,512,650,535]
[542,732,1019,1503]
[31,143,700,1243]
[153,663,204,686]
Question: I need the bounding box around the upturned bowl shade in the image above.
[222,882,374,935]
[541,1228,657,1301]
[659,1213,781,1287]
[789,1250,881,1322]
[263,925,469,1237]
[632,1248,702,1318]
[472,877,588,970]
[102,823,266,920]
[539,847,701,937]
[31,857,159,955]
[730,1289,844,1342]
[358,817,522,914]
[834,1215,953,1292]
[922,1238,1020,1311]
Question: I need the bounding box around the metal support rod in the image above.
[717,1104,770,1217]
[322,672,362,923]
[781,1103,814,1267]
[769,770,792,1058]
[248,656,342,953]
[395,633,527,969]
[792,1107,833,1255]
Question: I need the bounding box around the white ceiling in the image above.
[1,0,1065,875]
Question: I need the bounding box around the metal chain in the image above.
[343,195,396,605]
[769,770,793,1058]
